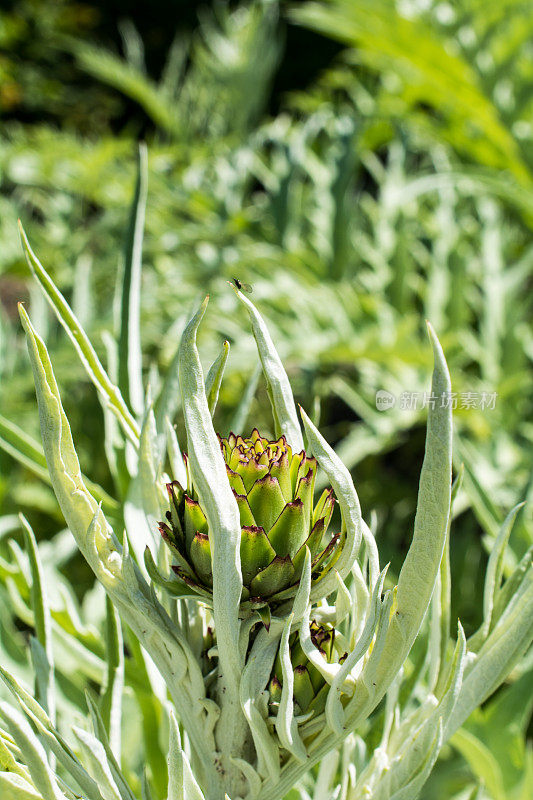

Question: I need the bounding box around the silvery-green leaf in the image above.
[427,571,443,693]
[326,567,388,734]
[28,639,53,741]
[0,667,105,800]
[0,771,42,800]
[438,466,463,683]
[0,415,117,513]
[20,515,54,723]
[117,143,147,418]
[117,538,214,779]
[363,323,452,696]
[386,720,442,800]
[153,319,186,433]
[85,694,137,800]
[199,699,221,741]
[234,288,303,450]
[240,624,283,781]
[71,726,122,800]
[360,520,379,592]
[178,298,245,764]
[334,572,352,627]
[290,547,311,625]
[378,671,402,751]
[0,701,66,800]
[299,407,362,596]
[492,544,533,624]
[312,749,339,800]
[124,403,162,565]
[205,340,230,416]
[360,588,395,698]
[141,773,154,800]
[100,330,130,492]
[276,614,307,762]
[229,758,262,799]
[449,729,505,800]
[349,561,370,642]
[19,227,139,444]
[164,417,187,488]
[380,626,465,800]
[99,597,124,761]
[445,568,533,739]
[19,306,123,589]
[167,711,206,800]
[482,502,525,638]
[355,692,447,800]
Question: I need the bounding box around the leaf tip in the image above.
[18,302,31,330]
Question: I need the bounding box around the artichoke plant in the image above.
[160,429,343,610]
[1,157,532,800]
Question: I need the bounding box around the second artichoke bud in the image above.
[269,621,347,717]
[159,429,347,610]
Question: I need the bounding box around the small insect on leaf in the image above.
[233,277,253,294]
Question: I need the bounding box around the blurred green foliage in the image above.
[1,0,532,797]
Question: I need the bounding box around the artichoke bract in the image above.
[159,429,345,608]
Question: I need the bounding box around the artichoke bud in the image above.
[269,620,348,716]
[159,429,346,610]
